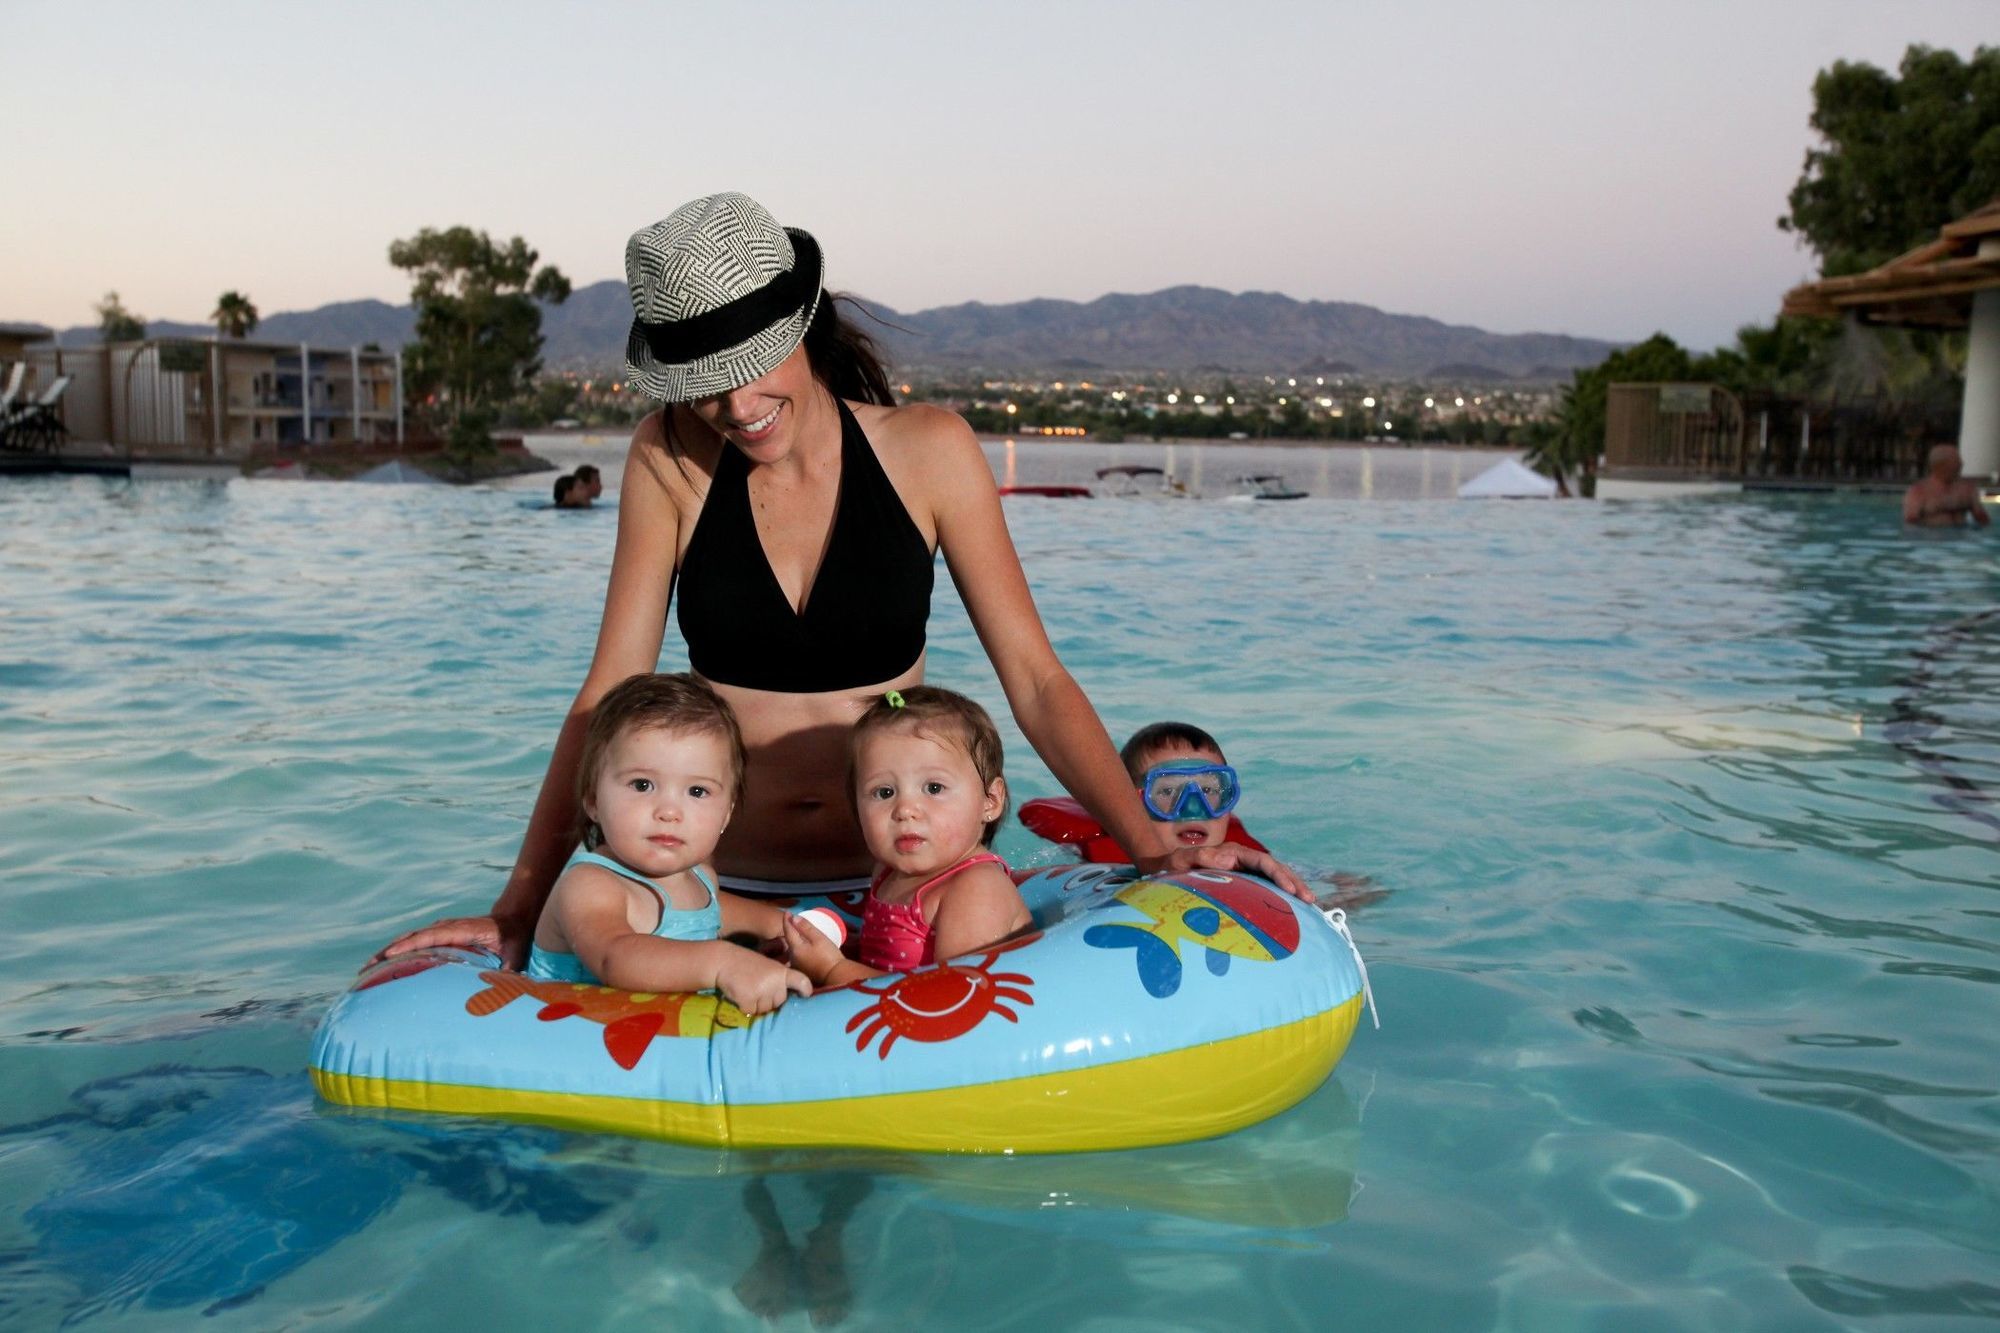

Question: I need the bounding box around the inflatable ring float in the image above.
[311,864,1375,1154]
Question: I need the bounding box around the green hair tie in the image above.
[884,690,905,709]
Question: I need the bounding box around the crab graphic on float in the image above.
[844,933,1039,1058]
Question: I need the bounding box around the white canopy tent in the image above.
[1458,457,1558,499]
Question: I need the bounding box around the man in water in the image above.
[571,464,603,505]
[1902,445,1990,528]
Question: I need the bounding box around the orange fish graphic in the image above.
[464,972,756,1070]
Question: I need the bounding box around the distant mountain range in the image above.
[49,282,1619,380]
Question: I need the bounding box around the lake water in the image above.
[2,444,1996,1329]
[527,431,1504,501]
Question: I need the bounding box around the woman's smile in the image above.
[730,402,783,441]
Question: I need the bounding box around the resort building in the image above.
[17,337,402,455]
[1,322,54,363]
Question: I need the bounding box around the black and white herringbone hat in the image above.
[623,193,826,402]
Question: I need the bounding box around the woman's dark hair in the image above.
[552,474,574,504]
[803,293,897,407]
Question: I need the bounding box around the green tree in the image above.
[1781,44,2000,276]
[95,291,145,343]
[211,290,259,339]
[388,226,571,454]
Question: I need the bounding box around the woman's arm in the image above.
[371,419,686,966]
[906,408,1309,898]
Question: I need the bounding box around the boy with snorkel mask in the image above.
[1017,720,1380,908]
[1118,722,1249,851]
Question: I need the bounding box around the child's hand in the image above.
[715,947,813,1015]
[782,914,846,985]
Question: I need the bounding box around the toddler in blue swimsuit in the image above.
[527,673,811,1015]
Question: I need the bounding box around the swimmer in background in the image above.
[526,672,810,1013]
[784,687,1031,987]
[1903,444,1990,528]
[570,463,604,505]
[553,470,596,509]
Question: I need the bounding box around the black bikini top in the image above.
[675,399,935,692]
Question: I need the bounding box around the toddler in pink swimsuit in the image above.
[786,687,1031,985]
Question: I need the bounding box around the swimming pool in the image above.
[1,462,1995,1328]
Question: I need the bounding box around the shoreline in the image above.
[975,432,1510,452]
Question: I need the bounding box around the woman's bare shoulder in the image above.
[625,406,723,510]
[854,401,985,478]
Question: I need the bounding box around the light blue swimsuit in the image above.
[525,852,722,985]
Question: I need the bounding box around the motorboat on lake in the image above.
[1228,474,1308,501]
[1093,465,1195,499]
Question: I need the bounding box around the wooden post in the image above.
[1960,237,2000,480]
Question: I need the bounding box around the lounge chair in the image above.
[0,374,72,454]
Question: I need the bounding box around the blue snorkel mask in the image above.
[1139,761,1242,822]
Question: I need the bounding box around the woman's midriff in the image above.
[703,665,923,881]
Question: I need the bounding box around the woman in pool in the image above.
[376,192,1301,970]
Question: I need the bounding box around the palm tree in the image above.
[212,291,259,339]
[1519,415,1575,497]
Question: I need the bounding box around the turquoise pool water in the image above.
[1,466,1995,1329]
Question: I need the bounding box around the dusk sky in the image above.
[3,1,1993,351]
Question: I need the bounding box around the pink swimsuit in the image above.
[856,852,1009,971]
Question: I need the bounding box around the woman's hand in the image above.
[367,911,533,970]
[1137,842,1312,901]
[715,947,813,1015]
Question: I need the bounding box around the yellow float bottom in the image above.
[313,994,1362,1154]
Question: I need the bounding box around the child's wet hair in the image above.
[852,686,1008,845]
[1119,721,1226,781]
[576,673,746,848]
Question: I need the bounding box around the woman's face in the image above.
[686,343,815,461]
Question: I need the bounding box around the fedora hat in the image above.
[623,193,826,402]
